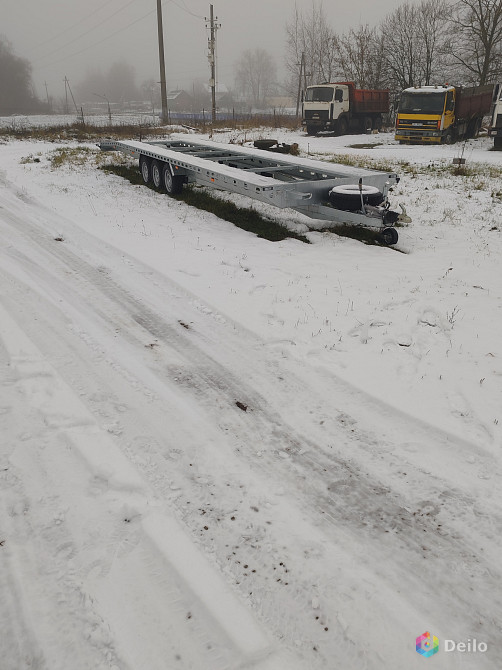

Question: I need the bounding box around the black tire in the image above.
[364,117,373,132]
[306,125,317,136]
[329,184,384,211]
[337,116,348,135]
[494,137,502,151]
[373,115,383,131]
[139,155,151,184]
[162,165,184,195]
[151,160,163,189]
[443,129,454,145]
[380,227,399,245]
[254,139,278,149]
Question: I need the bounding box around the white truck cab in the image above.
[489,83,502,150]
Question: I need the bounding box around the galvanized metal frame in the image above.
[99,137,400,230]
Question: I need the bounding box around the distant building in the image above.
[166,90,193,112]
[201,83,234,112]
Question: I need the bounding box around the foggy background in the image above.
[2,0,406,104]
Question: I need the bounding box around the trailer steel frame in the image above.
[99,137,404,244]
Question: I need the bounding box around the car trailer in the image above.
[99,137,407,245]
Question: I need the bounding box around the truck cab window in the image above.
[446,91,454,112]
[335,89,343,103]
[305,87,334,102]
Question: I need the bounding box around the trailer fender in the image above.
[162,164,184,195]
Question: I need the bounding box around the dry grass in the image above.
[0,115,301,142]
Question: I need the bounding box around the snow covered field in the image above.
[1,123,501,669]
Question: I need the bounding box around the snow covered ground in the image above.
[1,123,501,669]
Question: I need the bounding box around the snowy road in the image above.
[1,133,501,669]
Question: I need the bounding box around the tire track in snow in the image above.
[0,299,298,670]
[1,180,502,667]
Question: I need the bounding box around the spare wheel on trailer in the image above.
[329,184,384,211]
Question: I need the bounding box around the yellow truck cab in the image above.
[395,85,456,144]
[395,84,493,144]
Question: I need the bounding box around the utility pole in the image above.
[64,77,69,114]
[157,0,168,123]
[64,76,79,115]
[206,5,220,125]
[295,52,305,118]
[44,81,51,111]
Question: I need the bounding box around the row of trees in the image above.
[285,0,502,97]
[2,0,501,115]
[0,37,49,114]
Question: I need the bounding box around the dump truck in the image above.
[302,82,389,136]
[488,83,502,150]
[395,84,494,144]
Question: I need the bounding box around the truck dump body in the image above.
[349,87,389,115]
[456,85,494,120]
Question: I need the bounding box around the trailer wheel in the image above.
[163,165,183,195]
[139,155,151,184]
[329,184,384,211]
[380,227,399,245]
[152,160,163,189]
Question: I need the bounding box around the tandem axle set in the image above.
[99,137,407,245]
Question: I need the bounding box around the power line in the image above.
[36,3,161,71]
[27,0,119,54]
[172,0,205,19]
[35,0,205,73]
[34,0,141,63]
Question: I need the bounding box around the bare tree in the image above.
[380,0,451,92]
[337,25,387,89]
[381,2,424,90]
[416,0,451,85]
[285,1,339,93]
[234,49,277,109]
[76,62,138,104]
[449,0,502,83]
[0,36,45,113]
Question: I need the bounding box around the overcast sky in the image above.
[2,0,409,101]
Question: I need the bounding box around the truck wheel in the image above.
[306,125,317,136]
[139,155,151,184]
[443,129,454,145]
[373,115,383,131]
[163,165,183,195]
[364,117,373,132]
[329,184,384,211]
[380,227,398,246]
[494,137,502,151]
[337,117,348,135]
[152,160,163,189]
